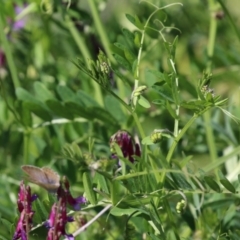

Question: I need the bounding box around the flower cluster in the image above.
[13,181,38,240]
[110,130,141,163]
[45,200,74,240]
[13,177,86,240]
[58,177,87,211]
[45,177,86,240]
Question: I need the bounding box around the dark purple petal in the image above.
[67,195,86,211]
[67,216,74,222]
[31,193,38,202]
[110,130,141,163]
[64,234,74,240]
[0,50,6,67]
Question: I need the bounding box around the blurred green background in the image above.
[0,0,240,239]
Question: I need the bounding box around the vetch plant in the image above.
[13,168,86,240]
[1,0,240,239]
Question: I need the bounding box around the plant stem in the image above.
[23,129,31,165]
[65,15,104,106]
[159,107,211,185]
[204,0,218,178]
[70,204,112,238]
[87,1,115,63]
[0,12,20,89]
[169,58,180,137]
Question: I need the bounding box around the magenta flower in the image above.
[13,181,38,240]
[45,200,74,240]
[45,177,86,239]
[110,130,141,163]
[57,177,87,211]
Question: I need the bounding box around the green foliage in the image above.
[1,0,240,239]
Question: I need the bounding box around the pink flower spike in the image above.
[13,181,37,240]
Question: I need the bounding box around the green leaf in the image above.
[15,101,32,127]
[34,81,55,101]
[21,102,32,127]
[119,194,153,208]
[77,90,99,107]
[166,101,178,119]
[122,28,135,42]
[138,96,151,108]
[145,26,159,39]
[111,67,131,87]
[89,106,120,129]
[56,85,76,102]
[110,180,121,206]
[114,42,128,51]
[83,172,97,205]
[104,95,125,123]
[33,198,49,222]
[204,176,221,192]
[181,100,205,111]
[16,87,52,120]
[16,87,39,103]
[113,53,132,71]
[171,172,193,190]
[46,99,74,119]
[125,14,143,30]
[148,201,165,236]
[220,179,236,193]
[65,102,92,119]
[95,172,109,195]
[142,136,155,145]
[134,31,141,48]
[152,83,174,102]
[218,170,236,193]
[148,69,166,81]
[124,49,136,64]
[110,207,139,216]
[0,217,14,236]
[23,101,52,121]
[190,176,205,189]
[114,42,136,64]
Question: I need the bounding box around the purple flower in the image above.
[45,177,86,239]
[58,177,87,211]
[12,4,28,31]
[45,200,74,240]
[13,181,38,240]
[110,130,141,163]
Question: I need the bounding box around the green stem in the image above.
[169,58,180,137]
[87,1,115,63]
[65,15,104,106]
[160,107,211,185]
[166,114,199,163]
[0,12,20,89]
[203,0,218,178]
[132,112,145,139]
[207,0,217,72]
[23,130,31,165]
[217,0,240,41]
[65,15,91,63]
